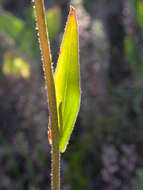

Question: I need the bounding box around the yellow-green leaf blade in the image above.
[54,6,80,153]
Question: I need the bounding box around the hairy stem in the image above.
[34,0,60,189]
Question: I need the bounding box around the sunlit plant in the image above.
[33,0,81,189]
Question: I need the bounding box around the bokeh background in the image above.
[0,0,143,189]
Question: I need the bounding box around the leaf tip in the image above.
[69,5,76,16]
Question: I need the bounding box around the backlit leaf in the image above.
[54,6,80,153]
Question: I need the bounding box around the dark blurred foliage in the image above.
[0,0,143,189]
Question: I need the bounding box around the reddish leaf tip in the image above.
[70,5,76,15]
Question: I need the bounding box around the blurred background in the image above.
[0,0,143,189]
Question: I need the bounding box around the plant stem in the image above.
[34,0,60,190]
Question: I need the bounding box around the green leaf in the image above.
[54,6,80,153]
[0,10,24,39]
